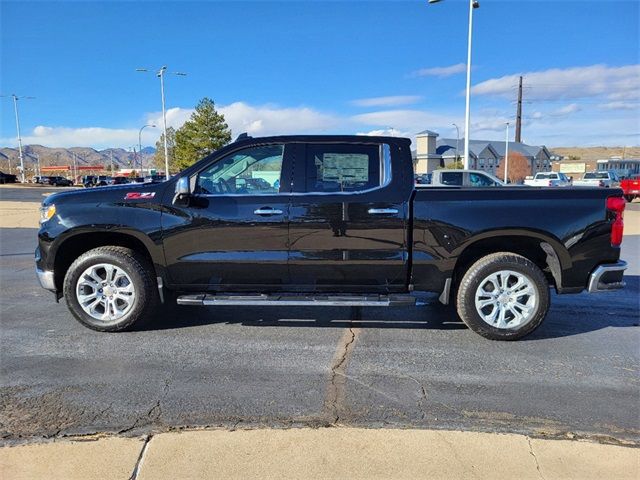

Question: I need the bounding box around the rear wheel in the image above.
[456,252,550,340]
[625,195,635,203]
[63,246,158,331]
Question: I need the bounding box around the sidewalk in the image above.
[2,427,638,480]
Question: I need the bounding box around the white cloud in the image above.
[1,102,343,149]
[351,109,457,132]
[471,64,640,101]
[598,101,639,111]
[412,63,466,78]
[351,95,423,107]
[356,128,409,138]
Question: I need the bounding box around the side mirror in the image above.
[176,176,190,196]
[173,176,191,206]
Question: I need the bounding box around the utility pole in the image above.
[72,152,77,184]
[109,150,114,174]
[504,122,510,183]
[515,76,523,143]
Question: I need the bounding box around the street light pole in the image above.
[428,0,479,169]
[504,122,510,183]
[452,123,460,162]
[158,67,170,180]
[11,95,26,182]
[137,67,186,180]
[463,0,479,170]
[138,124,156,176]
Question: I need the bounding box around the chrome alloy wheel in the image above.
[75,263,136,321]
[474,269,538,330]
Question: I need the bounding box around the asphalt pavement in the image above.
[1,186,638,445]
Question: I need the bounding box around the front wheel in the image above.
[456,252,550,340]
[63,246,158,331]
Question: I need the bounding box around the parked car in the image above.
[144,174,166,183]
[35,134,627,340]
[429,169,504,187]
[415,173,432,185]
[130,177,145,183]
[0,171,18,184]
[48,176,73,187]
[93,176,112,187]
[621,174,640,202]
[523,172,572,187]
[574,171,621,188]
[110,176,130,185]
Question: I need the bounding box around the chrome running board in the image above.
[176,293,416,307]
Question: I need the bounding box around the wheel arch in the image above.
[52,229,162,293]
[451,231,570,293]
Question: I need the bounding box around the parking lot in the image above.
[1,185,638,445]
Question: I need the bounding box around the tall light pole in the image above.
[452,123,460,162]
[1,94,35,182]
[428,0,479,169]
[138,124,156,176]
[136,67,186,180]
[504,122,510,183]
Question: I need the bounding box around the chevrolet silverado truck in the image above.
[35,134,627,340]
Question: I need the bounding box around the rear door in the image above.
[288,141,409,292]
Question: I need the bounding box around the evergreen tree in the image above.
[153,126,176,172]
[174,98,231,171]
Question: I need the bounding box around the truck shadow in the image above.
[144,276,639,339]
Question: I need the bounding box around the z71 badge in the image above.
[124,192,156,200]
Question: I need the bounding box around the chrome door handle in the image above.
[254,208,283,216]
[368,208,399,215]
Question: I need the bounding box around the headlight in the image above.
[40,204,56,224]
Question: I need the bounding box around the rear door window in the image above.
[440,172,463,185]
[304,144,382,193]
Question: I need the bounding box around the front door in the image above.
[288,142,409,292]
[162,143,292,290]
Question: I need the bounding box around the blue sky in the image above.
[1,0,639,149]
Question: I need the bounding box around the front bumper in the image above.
[36,267,56,292]
[587,261,627,293]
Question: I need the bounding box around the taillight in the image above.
[607,196,625,246]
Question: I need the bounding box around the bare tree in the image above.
[496,152,531,183]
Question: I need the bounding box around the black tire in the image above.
[625,195,634,203]
[456,252,550,341]
[63,246,158,332]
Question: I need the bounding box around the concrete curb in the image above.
[1,428,638,480]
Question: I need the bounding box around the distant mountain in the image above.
[0,145,157,172]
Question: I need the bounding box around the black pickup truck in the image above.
[35,135,627,340]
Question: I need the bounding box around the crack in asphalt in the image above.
[129,434,153,480]
[323,307,362,424]
[118,377,171,435]
[527,437,546,480]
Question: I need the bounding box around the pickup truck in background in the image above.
[523,172,572,187]
[621,174,640,202]
[430,169,504,187]
[573,171,621,188]
[35,134,627,340]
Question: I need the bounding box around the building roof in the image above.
[436,139,499,159]
[436,138,550,160]
[416,130,439,136]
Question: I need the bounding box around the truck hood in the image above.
[42,182,168,207]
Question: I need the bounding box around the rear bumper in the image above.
[587,261,627,293]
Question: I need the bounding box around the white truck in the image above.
[573,171,621,188]
[523,172,572,187]
[428,169,504,187]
